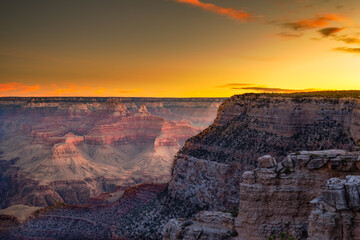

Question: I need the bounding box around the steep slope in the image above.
[170,92,360,210]
[180,93,360,164]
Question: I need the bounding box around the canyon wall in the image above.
[237,150,360,239]
[170,93,360,210]
[0,97,223,208]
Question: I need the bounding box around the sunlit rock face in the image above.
[0,97,223,207]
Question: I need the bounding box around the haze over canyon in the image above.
[0,97,223,208]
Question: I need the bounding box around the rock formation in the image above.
[162,211,237,240]
[308,176,360,240]
[0,97,222,208]
[237,150,360,239]
[171,93,360,211]
[5,92,360,240]
[165,150,360,240]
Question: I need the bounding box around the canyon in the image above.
[3,91,360,239]
[0,97,223,208]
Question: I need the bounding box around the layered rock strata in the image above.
[0,97,222,207]
[237,150,360,239]
[308,176,360,240]
[171,93,360,211]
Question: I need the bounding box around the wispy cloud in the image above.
[334,47,360,54]
[318,27,345,37]
[283,14,347,30]
[217,82,320,93]
[0,82,41,93]
[175,0,252,21]
[276,32,303,39]
[334,35,360,45]
[233,86,319,93]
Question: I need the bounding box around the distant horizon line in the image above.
[1,90,360,99]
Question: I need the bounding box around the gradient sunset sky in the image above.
[1,0,360,97]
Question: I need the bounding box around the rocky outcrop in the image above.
[237,150,360,240]
[171,93,360,212]
[308,176,360,240]
[169,155,243,210]
[162,211,237,240]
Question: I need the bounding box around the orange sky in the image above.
[1,0,360,97]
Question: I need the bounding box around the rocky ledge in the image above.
[165,149,360,240]
[308,176,360,240]
[162,211,237,240]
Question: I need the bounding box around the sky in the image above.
[1,0,360,97]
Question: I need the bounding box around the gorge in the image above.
[2,91,360,239]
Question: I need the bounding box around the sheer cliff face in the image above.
[170,94,360,210]
[238,150,360,240]
[180,94,360,165]
[0,97,223,207]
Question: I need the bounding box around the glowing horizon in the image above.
[1,0,360,97]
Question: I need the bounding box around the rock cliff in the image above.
[237,150,360,239]
[308,176,360,240]
[171,93,360,210]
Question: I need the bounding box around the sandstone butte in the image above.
[3,91,360,240]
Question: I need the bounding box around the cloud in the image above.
[175,0,252,21]
[318,27,345,37]
[334,35,360,45]
[0,82,41,93]
[283,14,346,30]
[334,47,360,54]
[216,83,254,88]
[276,32,303,39]
[0,83,21,92]
[233,87,319,93]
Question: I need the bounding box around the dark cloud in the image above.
[233,87,318,93]
[276,32,303,39]
[318,27,344,37]
[335,35,360,45]
[334,47,360,54]
[283,14,345,30]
